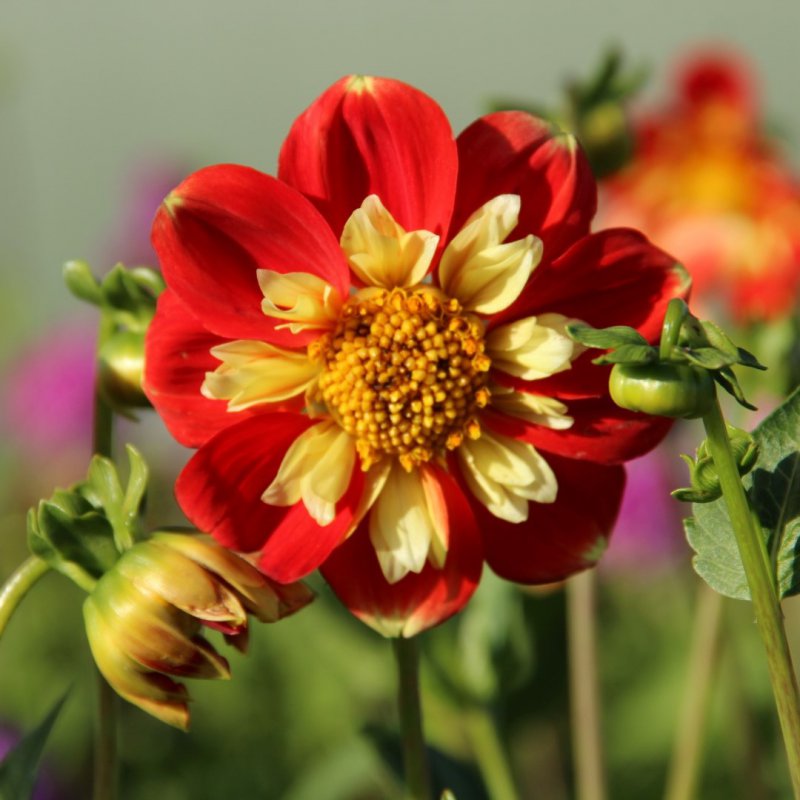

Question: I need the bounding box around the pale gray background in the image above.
[2,0,799,339]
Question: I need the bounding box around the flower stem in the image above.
[464,705,519,800]
[393,636,432,800]
[92,373,118,800]
[664,582,724,800]
[0,556,50,639]
[701,396,800,796]
[567,569,607,800]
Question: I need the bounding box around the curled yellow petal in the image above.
[258,270,342,334]
[439,194,543,313]
[489,383,574,430]
[201,340,321,411]
[261,420,356,525]
[457,429,557,522]
[340,195,439,288]
[368,462,448,583]
[486,313,583,380]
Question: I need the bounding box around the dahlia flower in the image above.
[144,75,688,637]
[601,51,800,322]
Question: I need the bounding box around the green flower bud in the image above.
[97,330,149,409]
[609,362,716,419]
[83,533,313,729]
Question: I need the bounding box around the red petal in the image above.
[321,466,483,637]
[453,112,596,262]
[257,464,365,584]
[678,50,756,114]
[176,413,363,581]
[468,454,625,584]
[143,290,247,447]
[279,76,457,241]
[497,228,691,339]
[483,400,674,464]
[176,413,312,551]
[152,164,349,345]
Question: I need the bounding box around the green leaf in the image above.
[82,455,124,515]
[0,692,68,800]
[679,346,739,370]
[567,322,648,349]
[62,260,102,306]
[686,386,800,599]
[592,343,657,365]
[702,321,766,370]
[122,444,149,523]
[713,367,757,411]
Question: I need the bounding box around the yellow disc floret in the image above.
[311,287,491,471]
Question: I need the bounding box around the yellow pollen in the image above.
[313,287,490,471]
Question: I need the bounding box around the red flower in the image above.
[144,76,688,637]
[601,50,800,323]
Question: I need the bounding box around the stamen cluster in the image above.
[312,288,491,470]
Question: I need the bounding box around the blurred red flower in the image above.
[144,76,688,636]
[601,50,800,323]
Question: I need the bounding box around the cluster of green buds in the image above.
[568,298,766,420]
[63,260,164,411]
[27,446,313,729]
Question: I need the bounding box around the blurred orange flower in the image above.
[601,50,800,323]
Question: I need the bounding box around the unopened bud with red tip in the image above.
[83,532,313,730]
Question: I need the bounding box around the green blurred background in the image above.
[3,2,800,798]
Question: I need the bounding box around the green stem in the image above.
[464,705,519,800]
[567,569,607,800]
[0,557,50,638]
[702,397,800,796]
[393,637,432,800]
[92,359,118,800]
[664,582,724,800]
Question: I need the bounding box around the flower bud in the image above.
[83,532,313,729]
[97,330,149,409]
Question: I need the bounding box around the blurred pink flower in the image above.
[2,323,95,460]
[602,449,688,573]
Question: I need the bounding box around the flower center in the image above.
[311,287,491,471]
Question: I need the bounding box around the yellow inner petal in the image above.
[261,420,356,526]
[486,313,583,380]
[340,195,439,288]
[368,462,448,583]
[457,429,557,522]
[438,194,543,314]
[489,383,574,430]
[258,270,342,334]
[202,340,321,411]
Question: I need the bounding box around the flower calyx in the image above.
[83,532,313,729]
[673,425,759,504]
[64,260,164,411]
[568,298,766,419]
[27,444,149,591]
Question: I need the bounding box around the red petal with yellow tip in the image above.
[321,467,482,638]
[152,164,349,345]
[143,290,261,448]
[474,454,625,584]
[453,112,596,263]
[177,413,363,582]
[279,76,457,241]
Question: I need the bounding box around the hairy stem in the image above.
[702,397,800,797]
[393,637,432,800]
[0,557,50,639]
